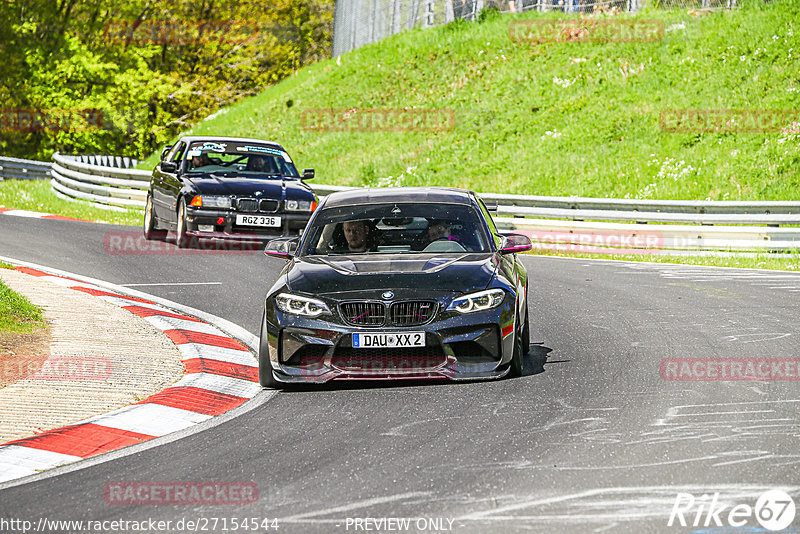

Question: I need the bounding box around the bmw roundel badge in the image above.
[382,291,394,300]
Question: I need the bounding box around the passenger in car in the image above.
[412,219,454,250]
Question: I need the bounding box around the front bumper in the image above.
[185,206,311,240]
[264,304,516,383]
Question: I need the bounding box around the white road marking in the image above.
[280,492,431,522]
[121,282,222,286]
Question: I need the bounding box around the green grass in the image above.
[0,179,142,226]
[140,0,800,201]
[527,249,800,270]
[0,278,47,334]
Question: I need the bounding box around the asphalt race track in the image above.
[1,216,799,533]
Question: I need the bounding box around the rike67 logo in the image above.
[668,490,796,531]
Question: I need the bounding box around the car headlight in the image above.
[285,199,317,212]
[189,195,231,209]
[275,293,330,317]
[446,289,505,314]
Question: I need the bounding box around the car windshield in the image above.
[300,202,492,255]
[184,141,299,177]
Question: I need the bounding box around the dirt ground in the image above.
[0,327,51,389]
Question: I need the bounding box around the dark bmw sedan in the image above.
[143,136,317,247]
[258,187,533,388]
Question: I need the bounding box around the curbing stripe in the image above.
[0,446,83,483]
[183,358,259,382]
[0,264,263,484]
[171,373,262,398]
[0,208,89,222]
[3,424,153,458]
[84,404,212,437]
[139,386,249,416]
[70,286,157,304]
[163,329,249,351]
[143,315,227,336]
[177,344,255,366]
[122,305,203,322]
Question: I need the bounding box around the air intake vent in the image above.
[237,198,259,212]
[260,199,279,212]
[340,302,385,327]
[390,301,436,326]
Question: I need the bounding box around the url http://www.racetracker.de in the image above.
[0,517,280,533]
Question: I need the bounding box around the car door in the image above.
[152,141,186,225]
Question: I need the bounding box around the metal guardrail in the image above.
[50,153,148,210]
[0,156,52,181]
[1,154,797,253]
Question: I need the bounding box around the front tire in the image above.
[522,302,530,356]
[143,194,167,241]
[508,312,524,378]
[176,197,189,248]
[258,312,281,389]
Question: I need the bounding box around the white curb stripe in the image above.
[173,373,262,399]
[99,295,164,308]
[41,276,102,290]
[143,315,227,336]
[0,445,83,482]
[1,210,49,218]
[177,344,257,366]
[86,404,212,437]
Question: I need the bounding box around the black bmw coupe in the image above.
[143,136,317,247]
[258,187,533,387]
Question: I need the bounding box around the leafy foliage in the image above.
[0,0,334,160]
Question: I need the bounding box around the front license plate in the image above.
[352,332,425,349]
[236,214,281,227]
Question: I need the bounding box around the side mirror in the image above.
[302,168,315,181]
[264,237,299,259]
[160,161,178,173]
[500,233,532,255]
[160,145,172,161]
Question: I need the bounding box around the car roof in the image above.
[178,136,286,150]
[322,187,477,209]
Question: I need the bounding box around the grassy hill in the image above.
[140,0,800,201]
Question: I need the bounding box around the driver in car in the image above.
[190,153,211,169]
[412,219,454,250]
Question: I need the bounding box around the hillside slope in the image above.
[141,1,800,200]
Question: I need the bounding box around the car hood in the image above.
[285,253,499,297]
[187,175,312,198]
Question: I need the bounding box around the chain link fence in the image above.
[332,0,740,55]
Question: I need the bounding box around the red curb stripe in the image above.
[183,358,258,382]
[163,329,249,351]
[122,305,202,323]
[41,214,91,222]
[14,266,50,277]
[138,386,247,416]
[4,423,154,458]
[0,208,10,214]
[70,286,156,305]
